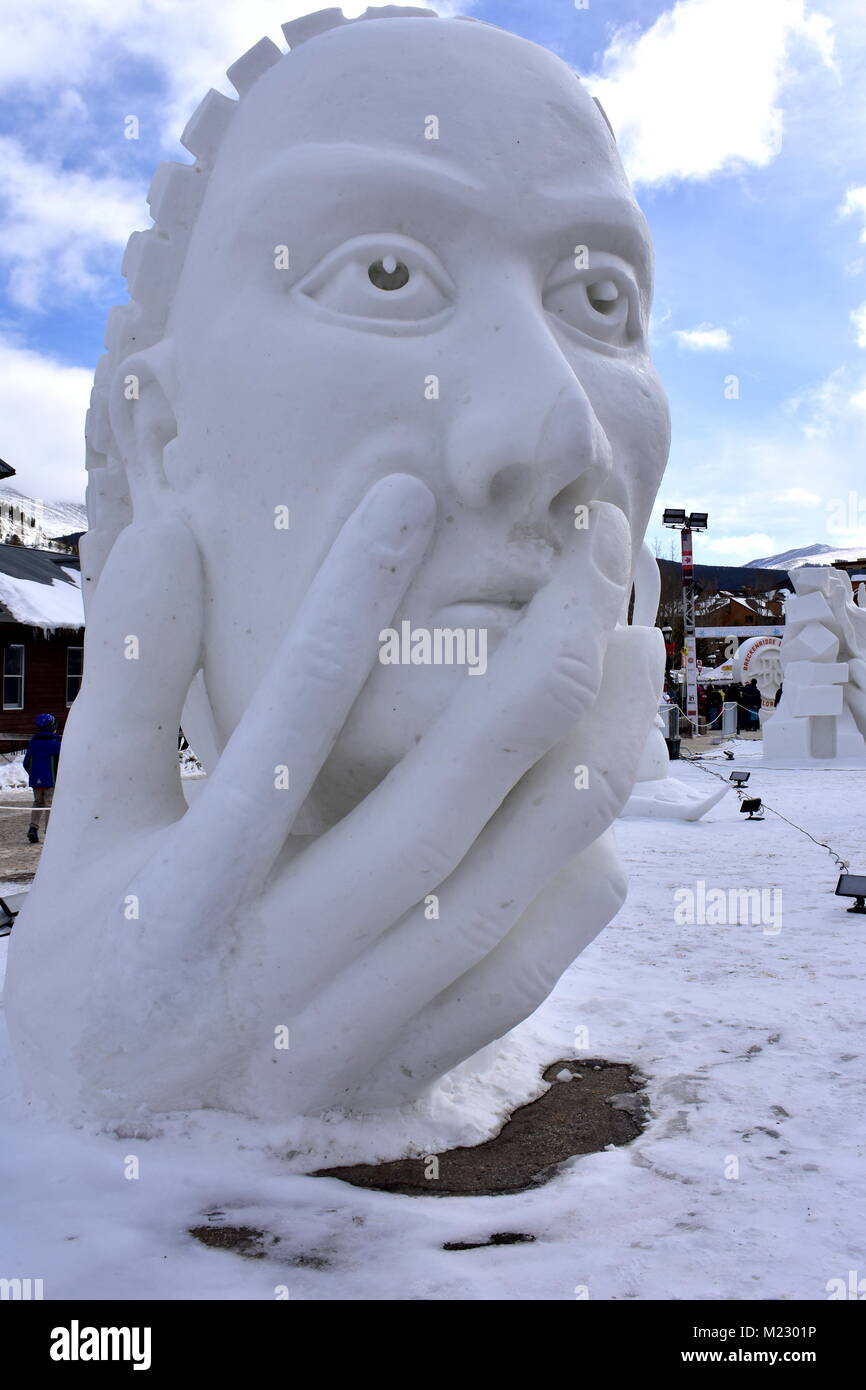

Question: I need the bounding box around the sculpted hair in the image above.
[82,7,443,591]
[82,4,610,593]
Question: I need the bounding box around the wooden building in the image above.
[0,543,83,752]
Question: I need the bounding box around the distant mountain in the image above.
[35,497,88,539]
[747,543,866,570]
[0,488,87,540]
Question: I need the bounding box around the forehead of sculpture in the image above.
[205,17,638,223]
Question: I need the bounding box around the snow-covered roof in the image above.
[0,545,83,630]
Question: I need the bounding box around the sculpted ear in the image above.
[108,340,178,516]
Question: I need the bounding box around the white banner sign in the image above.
[694,626,784,638]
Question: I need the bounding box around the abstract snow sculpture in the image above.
[7,7,670,1123]
[763,568,866,760]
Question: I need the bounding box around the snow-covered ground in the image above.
[0,751,204,791]
[0,756,28,791]
[1,743,864,1301]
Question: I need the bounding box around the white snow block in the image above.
[281,9,348,47]
[785,660,848,686]
[787,683,844,718]
[147,162,205,233]
[792,568,836,597]
[180,89,236,167]
[226,36,282,96]
[784,591,834,629]
[781,622,840,664]
[763,717,812,760]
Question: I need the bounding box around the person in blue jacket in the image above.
[23,713,62,844]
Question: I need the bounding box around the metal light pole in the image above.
[662,509,708,732]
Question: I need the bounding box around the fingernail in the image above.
[358,474,436,552]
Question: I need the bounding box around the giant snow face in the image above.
[162,16,670,821]
[6,12,672,1127]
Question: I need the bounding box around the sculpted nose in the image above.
[445,317,613,514]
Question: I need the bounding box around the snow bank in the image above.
[1,749,864,1299]
[0,756,28,790]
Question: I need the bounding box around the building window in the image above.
[3,645,24,709]
[66,646,83,706]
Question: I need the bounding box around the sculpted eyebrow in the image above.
[252,143,485,199]
[240,147,650,285]
[562,211,651,285]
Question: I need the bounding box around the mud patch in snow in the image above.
[314,1059,648,1197]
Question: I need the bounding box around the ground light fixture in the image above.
[730,771,751,785]
[835,873,866,914]
[740,797,764,819]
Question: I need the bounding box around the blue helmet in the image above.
[35,713,56,731]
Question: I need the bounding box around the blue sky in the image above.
[1,0,865,565]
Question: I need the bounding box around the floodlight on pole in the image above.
[660,506,709,728]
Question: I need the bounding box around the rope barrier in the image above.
[679,748,852,873]
[665,697,765,732]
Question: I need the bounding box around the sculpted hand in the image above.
[7,477,662,1123]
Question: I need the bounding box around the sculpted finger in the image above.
[128,473,436,929]
[50,519,204,837]
[268,500,633,1003]
[356,830,626,1108]
[278,625,658,1095]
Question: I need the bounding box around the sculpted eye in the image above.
[295,236,454,326]
[543,257,641,348]
[368,256,410,290]
[586,279,620,314]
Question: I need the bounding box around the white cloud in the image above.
[0,2,473,309]
[0,136,144,309]
[674,323,732,351]
[657,367,866,557]
[775,487,822,504]
[851,301,866,348]
[839,185,866,242]
[783,366,859,437]
[0,335,90,501]
[703,533,777,559]
[588,0,836,185]
[0,1,471,145]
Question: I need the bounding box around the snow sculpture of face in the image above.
[117,12,669,820]
[7,9,673,1133]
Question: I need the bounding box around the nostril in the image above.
[488,462,534,506]
[550,478,589,530]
